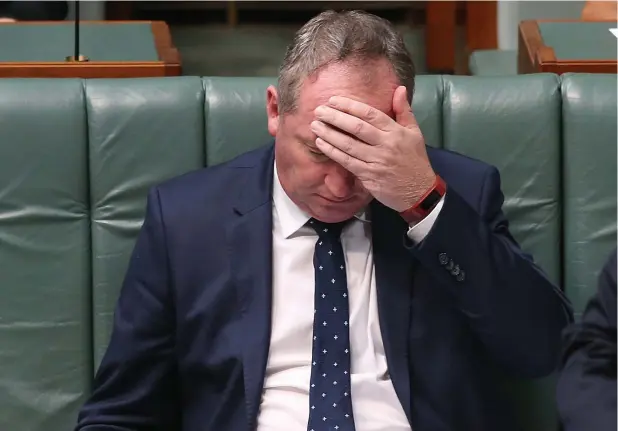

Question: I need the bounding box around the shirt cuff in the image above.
[406,194,445,243]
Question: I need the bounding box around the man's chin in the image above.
[311,199,367,223]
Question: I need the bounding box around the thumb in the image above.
[393,86,417,129]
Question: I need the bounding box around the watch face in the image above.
[420,190,441,211]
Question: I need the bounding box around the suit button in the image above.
[451,265,460,276]
[438,253,448,265]
[446,260,454,271]
[456,271,465,282]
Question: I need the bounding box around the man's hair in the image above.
[277,10,416,115]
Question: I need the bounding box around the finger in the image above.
[315,137,367,175]
[392,86,419,129]
[314,105,382,145]
[325,96,395,132]
[310,120,379,162]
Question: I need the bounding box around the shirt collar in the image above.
[272,160,370,239]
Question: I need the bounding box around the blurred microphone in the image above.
[66,1,88,62]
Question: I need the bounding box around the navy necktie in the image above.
[306,218,356,431]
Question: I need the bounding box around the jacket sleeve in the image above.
[75,187,180,430]
[557,249,617,431]
[405,166,574,378]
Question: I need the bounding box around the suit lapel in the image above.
[370,200,414,422]
[226,146,275,431]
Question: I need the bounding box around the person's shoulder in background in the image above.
[557,247,617,431]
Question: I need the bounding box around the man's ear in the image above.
[266,85,280,137]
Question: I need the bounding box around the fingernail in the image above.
[310,120,321,131]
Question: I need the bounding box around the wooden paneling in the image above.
[425,1,457,73]
[0,21,181,78]
[426,1,498,74]
[517,20,545,74]
[466,1,498,52]
[518,20,617,75]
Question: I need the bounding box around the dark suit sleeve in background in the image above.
[74,188,180,431]
[557,249,617,431]
[406,166,574,378]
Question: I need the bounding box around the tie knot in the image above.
[307,218,350,240]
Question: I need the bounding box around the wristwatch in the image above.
[399,175,447,224]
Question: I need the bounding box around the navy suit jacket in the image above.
[76,143,573,431]
[557,248,617,431]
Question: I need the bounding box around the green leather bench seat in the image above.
[468,49,518,76]
[0,80,91,430]
[87,77,206,366]
[0,22,158,62]
[0,74,615,431]
[562,74,618,316]
[442,75,561,282]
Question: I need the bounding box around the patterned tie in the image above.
[306,218,356,431]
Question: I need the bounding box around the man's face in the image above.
[266,59,400,223]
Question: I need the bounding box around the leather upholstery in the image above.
[86,77,206,366]
[204,76,275,165]
[442,74,567,431]
[561,73,618,316]
[0,79,91,431]
[0,74,615,431]
[443,74,562,283]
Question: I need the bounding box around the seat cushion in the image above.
[441,73,563,431]
[561,73,618,316]
[86,77,206,367]
[442,74,561,283]
[0,79,90,431]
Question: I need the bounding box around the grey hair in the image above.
[277,10,416,115]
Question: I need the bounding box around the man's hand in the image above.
[311,85,437,212]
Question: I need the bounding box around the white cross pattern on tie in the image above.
[306,218,356,430]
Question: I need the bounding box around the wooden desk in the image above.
[425,1,497,74]
[0,21,181,78]
[518,20,617,74]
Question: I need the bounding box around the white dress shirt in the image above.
[256,162,444,431]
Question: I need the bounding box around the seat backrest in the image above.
[0,79,91,431]
[202,75,447,166]
[561,73,618,316]
[86,76,206,366]
[441,74,564,431]
[0,74,615,431]
[442,74,562,285]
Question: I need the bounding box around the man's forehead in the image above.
[298,61,398,116]
[299,91,396,122]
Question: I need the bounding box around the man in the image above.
[557,248,617,431]
[75,10,573,431]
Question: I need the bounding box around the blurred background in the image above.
[6,0,590,76]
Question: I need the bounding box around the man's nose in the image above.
[324,165,356,199]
